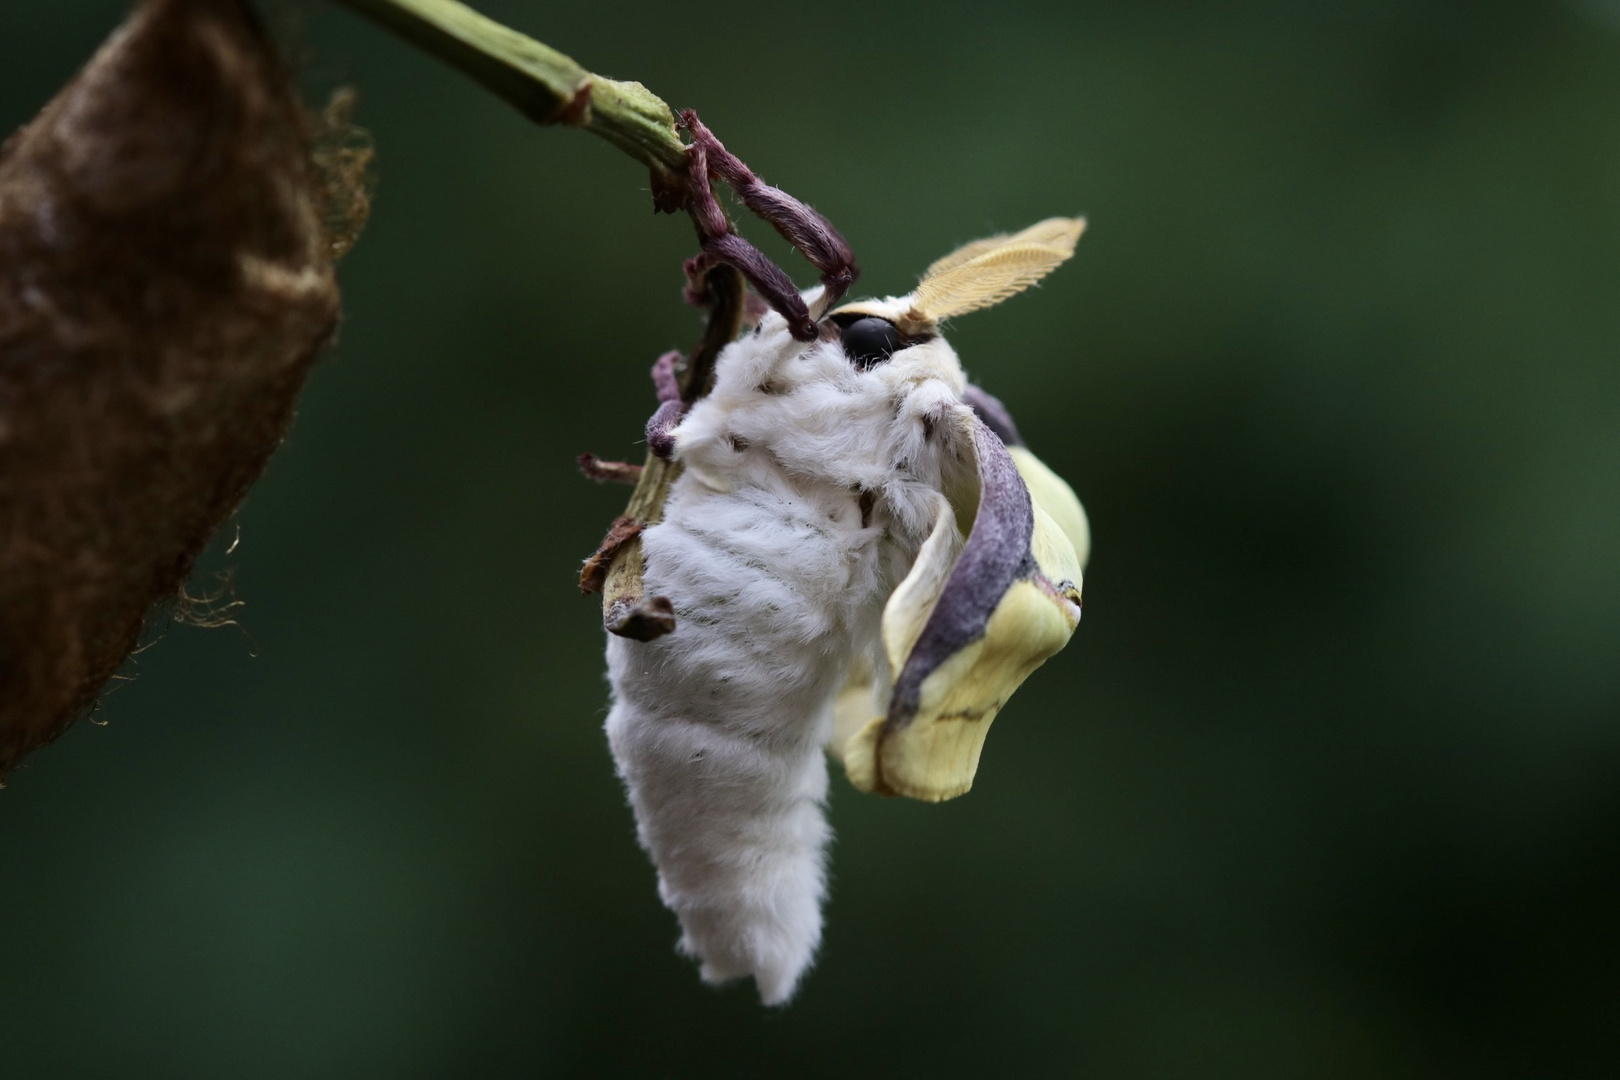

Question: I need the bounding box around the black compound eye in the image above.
[839,316,903,370]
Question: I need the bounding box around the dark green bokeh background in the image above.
[4,0,1619,1075]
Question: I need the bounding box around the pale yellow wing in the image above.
[840,412,1084,802]
[1010,445,1090,571]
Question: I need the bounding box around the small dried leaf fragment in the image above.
[0,0,370,777]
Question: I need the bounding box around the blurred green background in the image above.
[4,0,1619,1075]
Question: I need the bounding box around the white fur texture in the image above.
[605,298,970,1004]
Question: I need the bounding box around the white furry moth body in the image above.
[601,217,1090,1004]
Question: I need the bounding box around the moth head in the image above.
[824,294,937,373]
[727,285,964,400]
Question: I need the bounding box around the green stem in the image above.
[328,0,753,637]
[331,0,689,190]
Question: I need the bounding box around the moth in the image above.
[596,217,1089,1005]
[585,114,1088,1006]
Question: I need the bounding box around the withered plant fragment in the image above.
[0,0,370,777]
[576,453,642,485]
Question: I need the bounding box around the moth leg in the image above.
[680,130,816,340]
[681,110,858,312]
[650,347,681,404]
[643,349,687,461]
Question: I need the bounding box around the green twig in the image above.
[332,0,689,200]
[329,0,747,639]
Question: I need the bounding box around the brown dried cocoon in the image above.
[0,0,370,778]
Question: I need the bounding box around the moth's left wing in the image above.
[840,410,1084,802]
[963,382,1090,569]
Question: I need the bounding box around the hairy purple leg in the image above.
[675,110,859,341]
[683,130,817,340]
[681,111,858,308]
[646,400,682,460]
[645,349,686,460]
[706,234,813,339]
[684,129,728,239]
[681,252,714,308]
[651,348,682,404]
[691,229,813,340]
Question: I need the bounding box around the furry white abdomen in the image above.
[605,470,884,1005]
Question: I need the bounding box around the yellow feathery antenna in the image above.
[909,217,1085,322]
